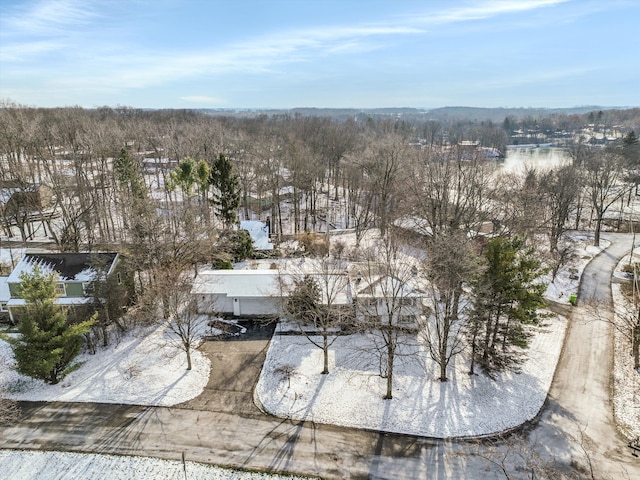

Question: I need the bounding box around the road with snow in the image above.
[1,233,639,479]
[533,232,640,479]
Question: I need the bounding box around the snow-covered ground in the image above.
[0,323,210,406]
[612,257,640,440]
[253,231,604,437]
[0,450,311,480]
[256,317,566,437]
[1,230,635,477]
[543,233,607,304]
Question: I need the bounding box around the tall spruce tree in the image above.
[6,267,95,385]
[468,237,547,378]
[210,153,240,228]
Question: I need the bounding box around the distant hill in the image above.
[423,106,614,122]
[197,106,634,123]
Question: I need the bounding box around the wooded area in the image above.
[1,103,639,384]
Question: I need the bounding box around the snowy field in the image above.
[0,323,210,406]
[0,450,312,480]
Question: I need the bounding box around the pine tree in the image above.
[7,267,95,385]
[210,153,240,228]
[622,130,640,167]
[468,237,547,378]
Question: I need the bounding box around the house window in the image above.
[400,315,417,324]
[400,297,415,307]
[56,283,66,296]
[0,302,7,312]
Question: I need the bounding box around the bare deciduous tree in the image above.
[280,258,353,374]
[421,231,478,381]
[158,272,209,371]
[356,234,421,399]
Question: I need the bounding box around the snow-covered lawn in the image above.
[0,450,311,480]
[256,317,567,438]
[254,232,603,438]
[0,323,210,406]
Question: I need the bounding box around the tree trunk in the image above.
[384,342,394,399]
[594,215,602,247]
[186,348,192,371]
[633,324,640,370]
[322,334,329,374]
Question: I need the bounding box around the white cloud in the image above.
[2,0,101,35]
[408,0,569,26]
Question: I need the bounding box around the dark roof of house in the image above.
[7,253,119,282]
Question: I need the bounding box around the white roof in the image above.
[7,297,95,307]
[192,269,352,304]
[357,275,424,298]
[192,270,281,297]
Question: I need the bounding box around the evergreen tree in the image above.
[114,147,146,200]
[210,153,241,228]
[468,237,547,378]
[622,130,640,167]
[6,267,95,385]
[217,229,254,262]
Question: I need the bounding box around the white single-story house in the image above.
[191,267,424,327]
[192,270,282,317]
[355,274,425,327]
[192,269,354,318]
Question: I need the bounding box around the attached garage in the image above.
[192,270,282,317]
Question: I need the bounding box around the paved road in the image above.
[533,233,640,479]
[1,234,639,478]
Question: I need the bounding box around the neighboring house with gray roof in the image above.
[5,252,122,322]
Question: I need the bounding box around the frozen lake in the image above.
[501,146,572,173]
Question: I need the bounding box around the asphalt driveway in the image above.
[179,319,275,415]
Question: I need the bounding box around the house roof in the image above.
[192,270,281,297]
[192,269,352,304]
[7,253,119,283]
[7,297,95,307]
[356,275,424,298]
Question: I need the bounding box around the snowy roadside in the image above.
[0,450,313,480]
[611,261,640,440]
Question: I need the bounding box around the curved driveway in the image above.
[1,234,639,479]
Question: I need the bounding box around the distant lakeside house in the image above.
[5,252,124,323]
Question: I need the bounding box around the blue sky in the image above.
[0,0,638,109]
